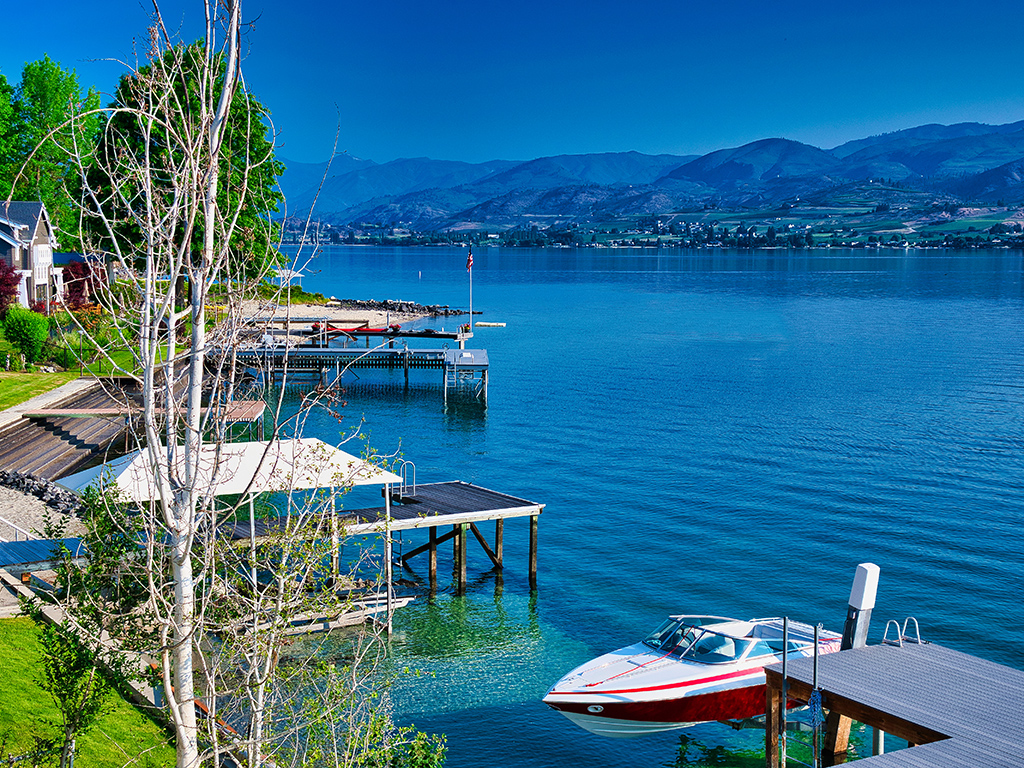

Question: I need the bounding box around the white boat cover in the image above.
[56,438,402,502]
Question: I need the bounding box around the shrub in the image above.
[2,306,50,363]
[62,259,106,308]
[0,260,22,318]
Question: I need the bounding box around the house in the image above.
[0,201,63,307]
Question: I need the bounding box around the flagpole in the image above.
[467,245,473,329]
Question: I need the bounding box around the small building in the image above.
[0,201,62,307]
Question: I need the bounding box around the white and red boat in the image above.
[543,615,842,738]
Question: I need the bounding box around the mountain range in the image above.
[278,120,1024,230]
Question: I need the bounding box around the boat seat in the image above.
[694,635,736,660]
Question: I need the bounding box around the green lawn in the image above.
[0,372,81,411]
[0,617,175,767]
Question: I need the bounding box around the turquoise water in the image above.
[284,246,1024,766]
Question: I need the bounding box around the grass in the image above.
[915,217,1007,235]
[0,372,81,411]
[0,617,175,767]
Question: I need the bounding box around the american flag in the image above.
[466,248,473,272]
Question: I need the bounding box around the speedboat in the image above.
[543,615,842,738]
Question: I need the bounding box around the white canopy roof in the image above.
[56,438,402,503]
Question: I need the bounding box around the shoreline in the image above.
[240,297,465,328]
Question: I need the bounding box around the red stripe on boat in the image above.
[547,666,761,696]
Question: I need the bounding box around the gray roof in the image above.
[0,538,86,569]
[0,201,45,231]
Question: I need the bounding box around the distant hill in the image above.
[830,120,1024,158]
[469,151,694,194]
[278,119,1024,230]
[837,129,1024,178]
[946,158,1024,202]
[664,139,839,186]
[282,156,518,216]
[277,153,376,213]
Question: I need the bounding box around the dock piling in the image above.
[824,563,880,761]
[428,527,437,593]
[456,523,468,595]
[529,515,538,589]
[495,519,503,567]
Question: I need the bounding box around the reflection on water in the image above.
[668,733,767,767]
[386,590,586,717]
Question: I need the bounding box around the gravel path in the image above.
[0,485,84,540]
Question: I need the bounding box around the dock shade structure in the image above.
[55,438,401,502]
[56,438,405,630]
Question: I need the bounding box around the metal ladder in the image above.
[881,617,923,647]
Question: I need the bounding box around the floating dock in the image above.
[765,639,1024,766]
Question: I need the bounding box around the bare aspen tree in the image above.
[20,1,445,767]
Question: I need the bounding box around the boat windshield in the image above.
[643,620,702,655]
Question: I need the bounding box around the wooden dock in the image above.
[222,481,543,593]
[0,383,129,480]
[226,346,489,400]
[765,640,1024,766]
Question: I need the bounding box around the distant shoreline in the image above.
[288,241,1022,251]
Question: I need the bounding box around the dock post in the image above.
[825,563,880,761]
[428,527,437,594]
[385,487,393,635]
[765,670,782,768]
[872,728,884,756]
[528,515,538,589]
[495,519,503,568]
[404,349,409,387]
[456,523,468,595]
[330,489,340,581]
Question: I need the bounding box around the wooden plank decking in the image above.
[22,399,266,423]
[0,384,130,480]
[765,641,1024,767]
[223,482,542,538]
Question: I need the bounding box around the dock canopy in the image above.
[55,438,402,503]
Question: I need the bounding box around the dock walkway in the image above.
[765,641,1024,767]
[223,481,543,592]
[0,382,127,480]
[227,346,489,400]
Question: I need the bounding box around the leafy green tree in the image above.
[0,73,16,191]
[88,42,283,283]
[2,305,49,362]
[35,618,111,768]
[4,56,102,245]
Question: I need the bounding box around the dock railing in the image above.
[0,514,35,542]
[397,460,416,496]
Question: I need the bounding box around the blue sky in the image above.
[3,0,1024,164]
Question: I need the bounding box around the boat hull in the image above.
[545,681,768,738]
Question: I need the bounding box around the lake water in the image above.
[283,245,1024,767]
